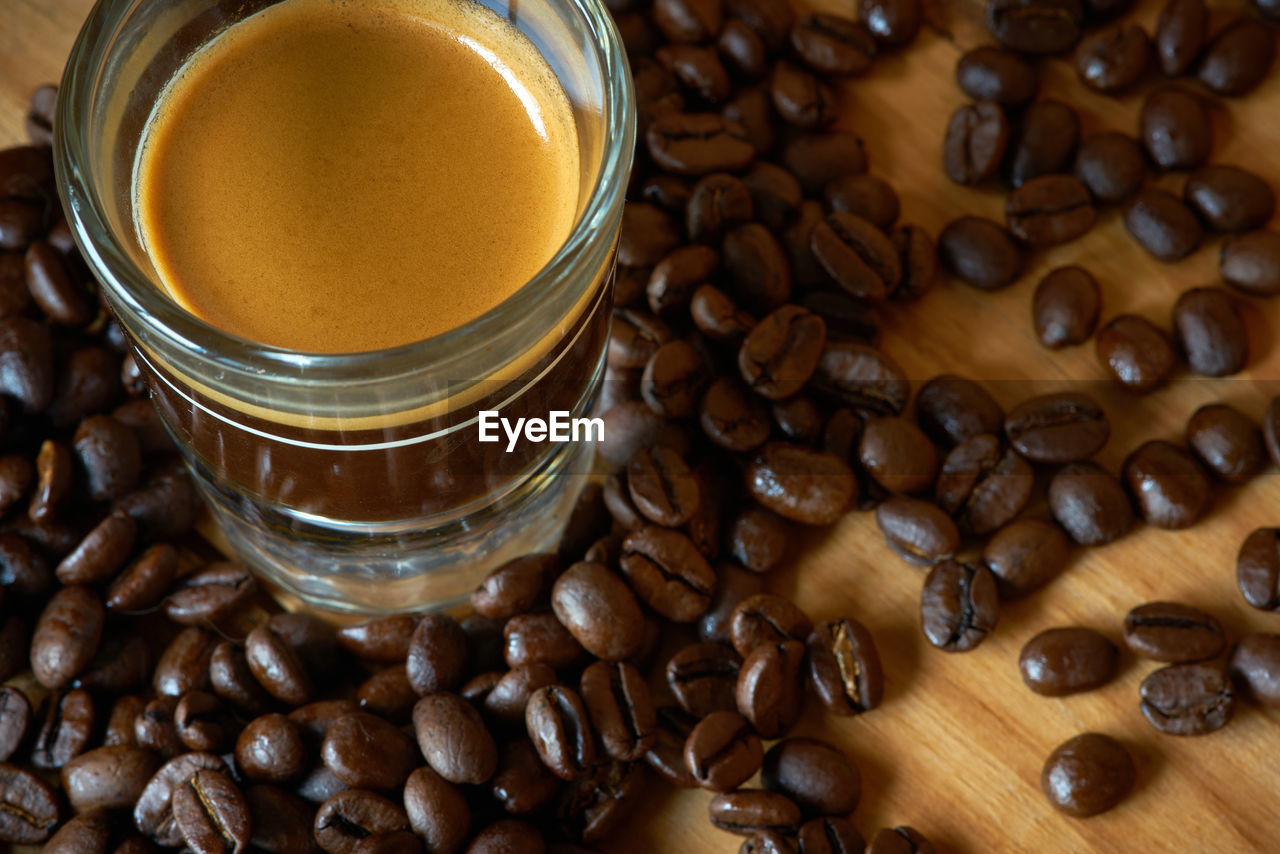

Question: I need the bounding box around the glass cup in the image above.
[54,0,634,615]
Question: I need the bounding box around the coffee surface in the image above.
[135,0,580,353]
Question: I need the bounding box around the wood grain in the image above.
[3,0,1279,851]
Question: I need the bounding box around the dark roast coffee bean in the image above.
[921,560,998,652]
[810,212,901,301]
[875,496,959,565]
[1140,87,1211,171]
[800,291,881,344]
[472,554,558,621]
[135,696,183,760]
[1198,17,1274,96]
[865,826,934,854]
[667,641,741,717]
[1033,266,1100,348]
[824,174,899,231]
[806,618,882,716]
[691,285,755,343]
[0,761,59,843]
[74,415,141,502]
[1075,24,1150,92]
[987,0,1083,54]
[0,687,30,762]
[770,61,837,130]
[657,43,731,104]
[645,706,698,788]
[24,85,57,146]
[610,309,673,369]
[1073,132,1146,205]
[25,241,91,328]
[858,416,938,495]
[859,0,921,46]
[790,14,877,77]
[479,664,556,729]
[937,216,1022,290]
[106,542,177,613]
[1154,0,1206,76]
[1237,528,1280,611]
[413,692,498,784]
[1123,601,1224,662]
[652,0,722,43]
[1096,314,1176,393]
[739,305,826,399]
[1041,733,1135,817]
[742,163,802,233]
[1020,627,1118,696]
[811,340,909,415]
[235,714,306,784]
[163,561,255,626]
[1140,661,1234,735]
[1048,461,1134,544]
[403,765,470,852]
[525,685,595,781]
[581,660,656,762]
[1005,391,1109,463]
[503,612,586,671]
[770,395,823,445]
[779,132,869,197]
[730,593,814,657]
[745,442,856,525]
[720,20,769,79]
[723,86,778,156]
[1184,165,1274,233]
[620,526,716,621]
[761,738,859,817]
[890,223,936,301]
[173,691,227,753]
[1007,100,1080,188]
[1174,288,1247,377]
[727,0,797,52]
[246,625,314,706]
[466,819,544,854]
[31,584,103,688]
[314,789,410,854]
[686,175,752,245]
[723,223,793,315]
[955,46,1037,105]
[1122,441,1212,529]
[650,247,718,321]
[915,374,1003,448]
[709,789,803,836]
[700,378,770,452]
[983,518,1071,599]
[171,768,250,854]
[741,829,795,854]
[0,312,52,413]
[552,561,645,662]
[49,345,124,432]
[209,642,272,717]
[43,807,111,854]
[942,101,1009,186]
[134,752,227,846]
[619,203,680,270]
[1228,633,1280,707]
[797,817,865,854]
[31,688,93,769]
[642,339,707,419]
[684,709,762,791]
[647,113,754,176]
[321,712,416,792]
[1219,229,1280,297]
[1125,187,1204,262]
[1006,174,1096,246]
[736,640,805,738]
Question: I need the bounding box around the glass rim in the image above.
[54,0,635,387]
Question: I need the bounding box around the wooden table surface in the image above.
[5,0,1280,852]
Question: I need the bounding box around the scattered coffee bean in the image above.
[1183,164,1274,233]
[1140,661,1234,736]
[1154,0,1206,76]
[1237,527,1280,611]
[987,0,1084,55]
[1228,633,1280,707]
[875,496,960,565]
[943,101,1009,186]
[983,518,1071,599]
[1219,229,1280,297]
[1073,131,1146,205]
[1032,266,1100,348]
[1019,627,1118,696]
[1048,461,1134,545]
[937,216,1023,290]
[684,709,763,792]
[1075,24,1150,92]
[1006,174,1096,246]
[806,618,883,715]
[761,738,860,818]
[1007,99,1080,188]
[1186,403,1265,484]
[1041,732,1135,817]
[1197,17,1274,96]
[920,560,999,652]
[1122,440,1213,529]
[1096,314,1176,394]
[1140,87,1211,171]
[1123,601,1224,662]
[1005,391,1109,463]
[956,46,1038,106]
[936,433,1034,535]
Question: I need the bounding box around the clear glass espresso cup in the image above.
[54,0,634,615]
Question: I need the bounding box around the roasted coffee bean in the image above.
[797,817,865,854]
[810,212,901,300]
[24,85,57,146]
[942,102,1009,186]
[650,246,719,319]
[720,20,770,79]
[646,113,754,176]
[1238,528,1280,611]
[1219,229,1280,297]
[1075,24,1150,92]
[1007,100,1080,188]
[1228,633,1280,707]
[135,696,184,759]
[730,593,814,657]
[691,285,756,343]
[1049,461,1133,544]
[480,664,556,729]
[1096,314,1176,394]
[684,709,763,791]
[789,14,876,77]
[667,642,741,717]
[1123,601,1223,662]
[25,242,92,327]
[812,340,908,416]
[641,175,692,219]
[1122,441,1212,529]
[739,305,826,400]
[921,560,998,652]
[1198,17,1274,96]
[736,640,805,738]
[1140,661,1234,735]
[983,518,1071,599]
[163,561,255,626]
[709,789,803,836]
[652,0,722,43]
[610,309,673,369]
[404,765,469,852]
[246,625,314,706]
[404,614,466,697]
[31,687,92,769]
[74,415,141,502]
[955,46,1037,106]
[723,86,778,156]
[465,819,545,854]
[1155,0,1206,76]
[77,631,149,694]
[1019,627,1118,696]
[741,163,802,233]
[658,43,731,104]
[581,660,656,761]
[1033,266,1100,348]
[859,0,921,46]
[1184,165,1274,233]
[700,378,770,452]
[106,542,177,613]
[290,698,359,746]
[314,789,410,854]
[645,706,699,788]
[113,462,198,540]
[800,291,880,344]
[620,525,715,622]
[0,687,30,762]
[173,691,227,752]
[413,692,498,784]
[761,738,859,817]
[770,395,822,446]
[1041,733,1135,817]
[31,583,103,688]
[171,768,250,854]
[727,0,796,51]
[234,714,306,783]
[913,375,1002,449]
[741,829,796,854]
[619,203,680,269]
[552,561,645,662]
[321,711,416,792]
[642,339,707,419]
[31,438,71,523]
[1006,392,1109,463]
[209,642,272,717]
[686,175,752,244]
[43,807,111,854]
[780,132,869,197]
[700,562,767,644]
[1140,87,1211,171]
[0,313,52,413]
[1006,174,1096,246]
[1185,400,1263,482]
[525,685,596,781]
[472,554,558,621]
[723,223,793,314]
[859,416,938,494]
[1073,131,1146,205]
[875,496,959,565]
[890,223,936,301]
[937,216,1022,290]
[823,174,899,232]
[745,442,856,525]
[0,761,59,843]
[987,0,1083,54]
[134,752,228,846]
[503,612,585,671]
[770,61,837,130]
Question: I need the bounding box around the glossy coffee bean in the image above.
[42,808,111,854]
[789,14,877,77]
[797,817,865,854]
[920,560,998,652]
[770,61,837,130]
[31,584,104,688]
[1219,229,1280,297]
[1122,441,1212,529]
[525,685,596,781]
[1139,661,1234,735]
[736,640,805,738]
[552,561,645,662]
[1007,99,1080,188]
[1154,0,1206,76]
[313,789,410,853]
[134,752,228,846]
[686,176,752,245]
[163,562,255,627]
[472,555,557,620]
[1228,633,1280,707]
[1041,733,1135,817]
[937,216,1022,291]
[745,442,856,525]
[621,526,716,622]
[1172,288,1247,377]
[1019,627,1118,696]
[321,711,416,792]
[739,305,827,400]
[812,340,909,416]
[987,0,1083,55]
[1237,528,1280,611]
[810,212,901,301]
[806,618,882,716]
[942,101,1009,186]
[824,174,899,230]
[730,593,813,657]
[171,768,250,854]
[727,504,791,574]
[646,113,754,177]
[858,0,921,46]
[1095,314,1176,394]
[667,641,740,718]
[761,738,860,817]
[413,693,498,784]
[1125,187,1203,262]
[107,542,178,613]
[1140,87,1211,171]
[1007,175,1095,246]
[1075,24,1149,92]
[56,509,135,585]
[581,660,656,761]
[914,374,1003,448]
[875,496,959,565]
[1123,601,1224,663]
[1073,132,1146,205]
[235,714,306,783]
[934,434,1034,536]
[1186,403,1265,483]
[0,687,30,762]
[955,46,1037,106]
[779,132,869,197]
[404,765,469,853]
[1184,165,1274,233]
[983,518,1071,599]
[865,826,935,854]
[708,789,803,836]
[1005,391,1109,464]
[1032,266,1100,348]
[1197,17,1274,96]
[246,625,313,706]
[692,286,755,344]
[1048,461,1134,545]
[858,416,938,495]
[684,709,763,792]
[0,761,59,843]
[503,612,585,671]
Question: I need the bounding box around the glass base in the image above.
[193,438,592,616]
